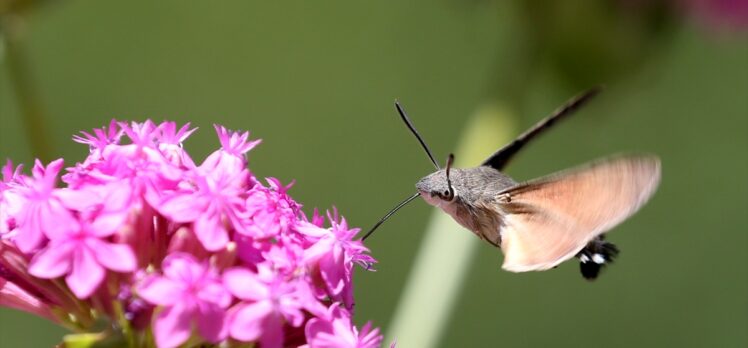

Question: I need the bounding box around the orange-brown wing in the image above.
[497,155,661,272]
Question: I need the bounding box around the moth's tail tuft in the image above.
[577,235,619,280]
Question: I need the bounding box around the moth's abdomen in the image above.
[576,234,619,280]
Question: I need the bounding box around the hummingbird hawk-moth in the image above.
[363,87,661,280]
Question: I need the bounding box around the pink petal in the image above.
[14,205,46,252]
[320,250,346,295]
[331,316,352,335]
[41,159,64,182]
[65,247,105,299]
[303,237,334,265]
[197,282,232,308]
[223,268,268,301]
[162,253,204,282]
[298,286,328,318]
[305,317,332,343]
[154,304,194,348]
[158,193,206,222]
[260,312,284,348]
[2,190,24,216]
[90,212,128,237]
[228,301,272,342]
[311,331,350,348]
[88,239,136,272]
[358,322,383,348]
[137,277,183,306]
[40,200,79,241]
[55,188,100,212]
[295,222,330,239]
[194,213,229,251]
[280,304,305,328]
[101,181,134,211]
[235,237,264,264]
[28,241,74,279]
[330,311,356,343]
[197,303,227,343]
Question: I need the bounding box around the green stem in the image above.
[1,14,52,162]
[51,278,96,329]
[108,280,135,348]
[50,307,86,333]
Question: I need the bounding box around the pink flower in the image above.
[304,303,383,348]
[223,265,319,348]
[4,159,80,252]
[158,169,250,251]
[200,125,261,179]
[137,253,231,348]
[72,119,122,161]
[28,214,136,299]
[0,120,380,347]
[262,240,305,274]
[244,178,299,239]
[298,211,375,309]
[154,122,197,167]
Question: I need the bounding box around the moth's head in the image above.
[416,170,454,206]
[416,154,458,207]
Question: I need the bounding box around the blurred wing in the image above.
[497,156,661,272]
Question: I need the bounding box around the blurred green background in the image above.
[1,0,746,347]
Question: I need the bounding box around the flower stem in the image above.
[109,279,136,348]
[51,278,95,329]
[1,14,53,162]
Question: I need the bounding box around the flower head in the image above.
[0,120,380,348]
[299,210,375,309]
[244,178,300,239]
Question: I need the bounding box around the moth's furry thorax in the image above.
[415,166,517,246]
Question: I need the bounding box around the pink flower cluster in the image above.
[0,120,382,348]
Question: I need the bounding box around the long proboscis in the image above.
[361,192,421,241]
[362,101,438,241]
[395,101,440,170]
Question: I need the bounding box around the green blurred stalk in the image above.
[384,103,517,347]
[1,14,52,161]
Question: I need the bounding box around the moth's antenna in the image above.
[361,101,437,241]
[395,101,440,170]
[445,153,455,197]
[482,86,604,171]
[361,192,420,241]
